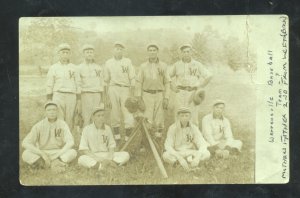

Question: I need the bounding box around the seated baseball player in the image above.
[163,107,210,172]
[78,106,130,169]
[202,100,243,158]
[22,101,77,169]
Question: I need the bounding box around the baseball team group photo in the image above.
[19,17,256,185]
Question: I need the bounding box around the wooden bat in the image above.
[142,120,168,178]
[120,121,142,151]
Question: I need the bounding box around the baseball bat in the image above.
[142,120,168,178]
[120,121,142,151]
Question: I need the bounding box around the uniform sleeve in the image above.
[135,65,144,97]
[62,121,75,145]
[79,127,89,151]
[168,63,176,78]
[46,65,55,95]
[107,126,116,149]
[193,126,208,150]
[201,116,216,146]
[128,59,136,86]
[198,62,212,80]
[74,65,81,94]
[163,64,171,99]
[103,62,111,85]
[224,118,234,140]
[99,65,106,87]
[164,125,176,151]
[22,124,39,148]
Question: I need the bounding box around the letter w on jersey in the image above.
[94,69,101,77]
[69,70,75,79]
[189,68,197,76]
[121,66,128,73]
[186,134,194,143]
[157,68,164,76]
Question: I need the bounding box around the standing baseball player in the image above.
[46,43,81,130]
[22,101,77,169]
[202,100,243,157]
[136,43,171,139]
[169,44,212,126]
[104,42,135,146]
[78,106,130,169]
[163,107,210,172]
[78,44,104,127]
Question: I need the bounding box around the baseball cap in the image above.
[92,104,105,115]
[44,101,58,109]
[147,43,159,50]
[57,43,71,52]
[213,99,226,107]
[114,41,125,48]
[177,106,191,114]
[179,43,192,51]
[82,44,95,51]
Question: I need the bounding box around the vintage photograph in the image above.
[19,16,257,185]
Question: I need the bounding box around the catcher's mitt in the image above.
[125,97,145,113]
[191,89,205,105]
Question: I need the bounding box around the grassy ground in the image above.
[19,67,255,185]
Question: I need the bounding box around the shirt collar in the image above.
[148,58,159,64]
[212,113,224,120]
[93,122,105,130]
[181,58,193,64]
[180,121,191,128]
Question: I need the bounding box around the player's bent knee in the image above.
[121,152,130,164]
[60,149,77,163]
[162,152,177,164]
[22,150,40,165]
[78,155,97,168]
[200,150,211,161]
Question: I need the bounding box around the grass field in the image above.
[19,66,255,185]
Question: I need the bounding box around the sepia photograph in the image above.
[19,16,287,185]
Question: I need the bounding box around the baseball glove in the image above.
[125,97,145,113]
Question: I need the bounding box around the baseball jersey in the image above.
[46,62,81,94]
[136,60,171,97]
[202,113,234,145]
[79,123,116,152]
[164,121,208,151]
[22,118,74,150]
[169,59,212,87]
[104,57,135,87]
[77,61,104,92]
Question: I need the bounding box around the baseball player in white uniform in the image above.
[78,106,130,169]
[22,101,77,169]
[202,100,243,157]
[163,107,210,172]
[78,44,104,127]
[46,43,81,130]
[136,43,171,139]
[169,44,212,126]
[104,42,135,146]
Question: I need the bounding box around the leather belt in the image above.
[114,84,130,88]
[143,90,163,94]
[177,86,197,91]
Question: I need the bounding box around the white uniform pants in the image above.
[163,149,210,165]
[53,92,77,129]
[78,151,130,168]
[175,90,199,126]
[142,91,164,129]
[81,92,102,127]
[108,86,134,129]
[22,149,77,165]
